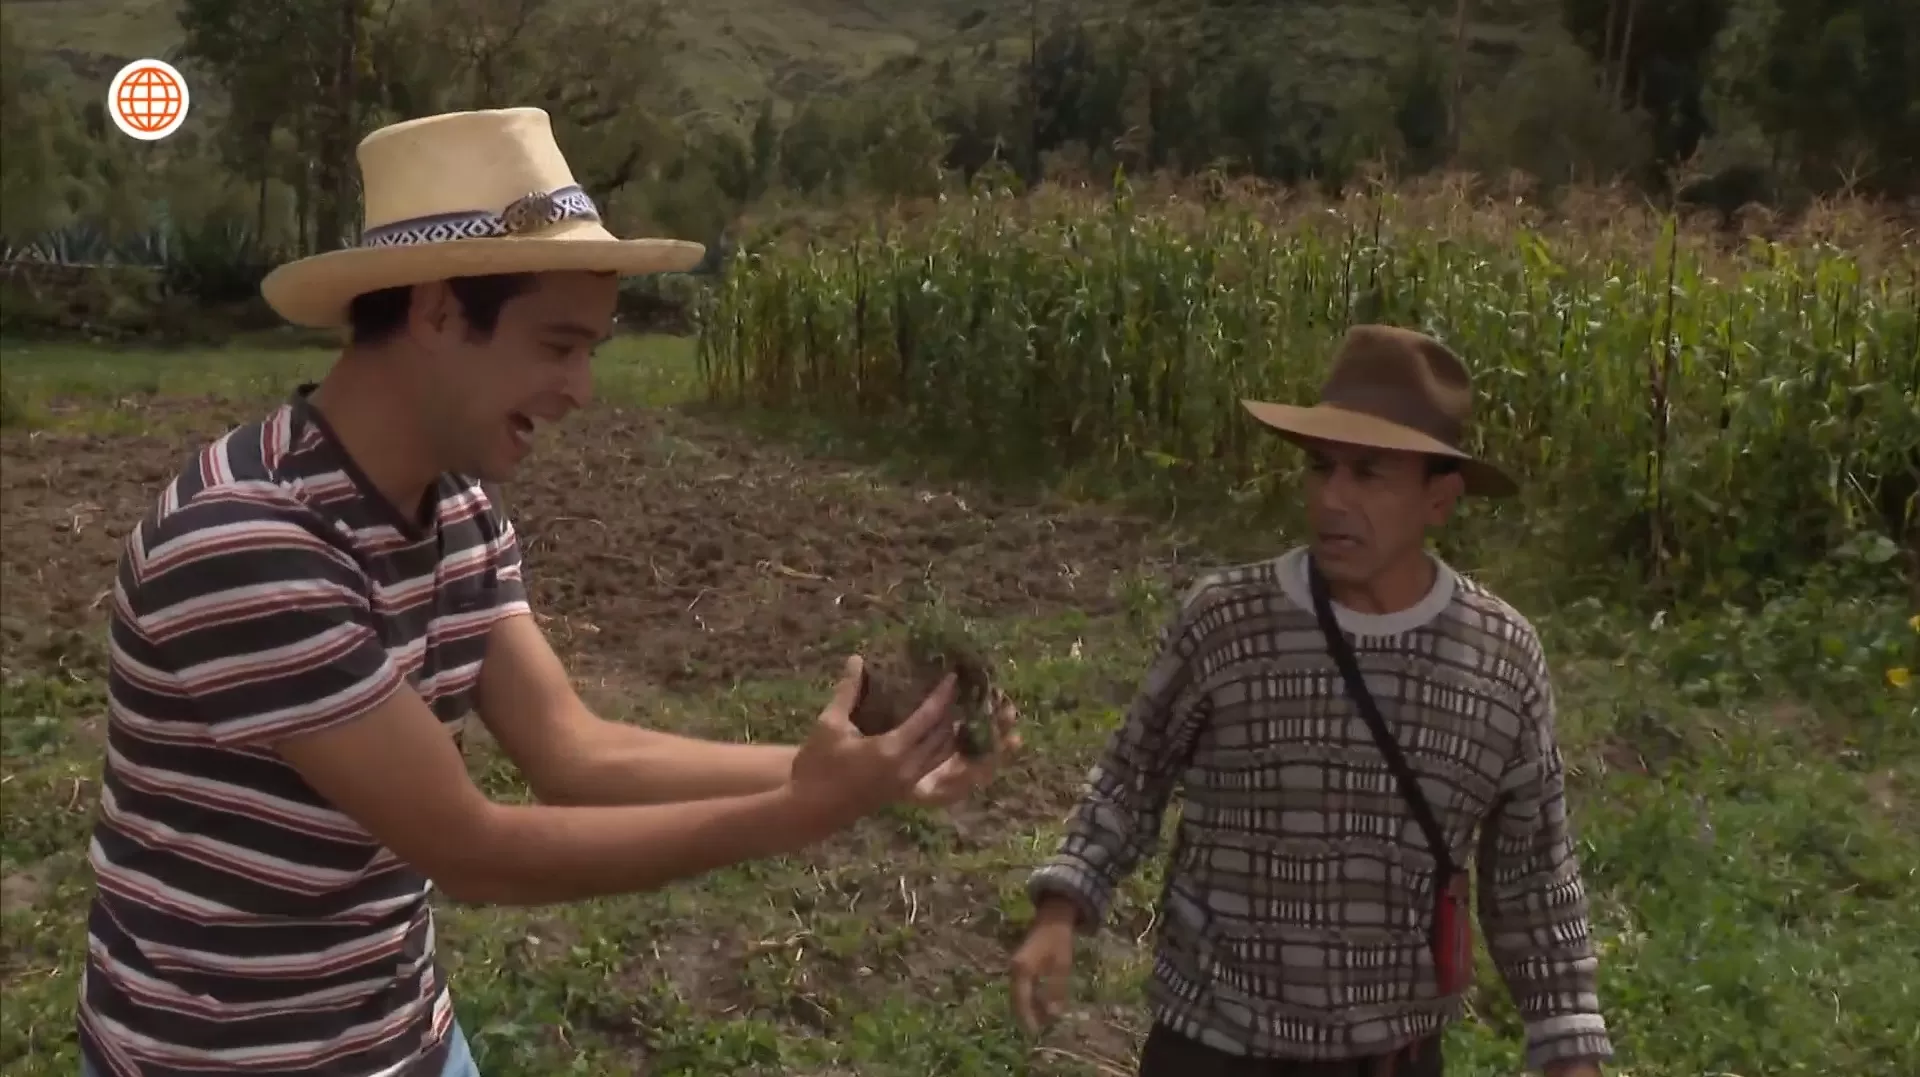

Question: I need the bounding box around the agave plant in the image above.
[160,216,277,305]
[23,223,117,266]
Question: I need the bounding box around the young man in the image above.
[79,107,1015,1077]
[1009,326,1611,1076]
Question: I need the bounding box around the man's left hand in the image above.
[908,688,1021,807]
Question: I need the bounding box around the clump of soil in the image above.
[850,614,995,759]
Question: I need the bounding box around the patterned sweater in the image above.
[1029,547,1612,1070]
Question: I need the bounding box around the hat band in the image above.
[358,185,600,249]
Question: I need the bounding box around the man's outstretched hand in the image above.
[909,687,1021,807]
[787,657,961,832]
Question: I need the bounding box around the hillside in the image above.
[2,0,1009,109]
[1,0,1553,117]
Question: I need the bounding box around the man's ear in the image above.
[1426,470,1466,525]
[406,281,460,346]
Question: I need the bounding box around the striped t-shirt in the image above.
[79,386,529,1077]
[1029,548,1612,1070]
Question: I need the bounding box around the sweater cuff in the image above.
[1523,1013,1613,1072]
[1026,860,1114,934]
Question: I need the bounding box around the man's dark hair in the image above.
[346,272,538,347]
[1425,455,1463,479]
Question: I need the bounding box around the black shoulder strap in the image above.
[1307,556,1457,878]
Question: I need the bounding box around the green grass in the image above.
[2,340,1917,1076]
[0,333,703,431]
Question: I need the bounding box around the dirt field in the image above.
[3,342,1914,1077]
[0,400,1192,694]
[0,374,1195,1076]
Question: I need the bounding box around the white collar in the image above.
[1274,546,1456,637]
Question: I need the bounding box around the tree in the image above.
[0,18,70,238]
[1389,16,1453,174]
[1737,0,1920,195]
[777,101,853,195]
[748,99,780,200]
[1560,0,1732,177]
[860,95,950,199]
[388,0,678,220]
[177,0,385,253]
[1456,35,1654,190]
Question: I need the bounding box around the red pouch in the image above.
[1431,871,1475,995]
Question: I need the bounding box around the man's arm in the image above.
[475,613,796,805]
[130,492,869,905]
[1476,630,1614,1074]
[280,685,833,904]
[471,488,796,805]
[1025,579,1214,931]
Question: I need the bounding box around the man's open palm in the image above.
[789,657,960,827]
[909,688,1022,807]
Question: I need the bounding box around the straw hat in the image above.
[1241,325,1517,497]
[260,107,705,328]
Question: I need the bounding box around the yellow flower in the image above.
[1909,614,1920,633]
[1889,667,1913,690]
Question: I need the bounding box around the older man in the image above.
[1010,326,1610,1077]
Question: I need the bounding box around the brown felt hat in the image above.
[1241,325,1518,498]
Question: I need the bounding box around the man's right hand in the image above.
[786,656,959,833]
[1010,897,1080,1035]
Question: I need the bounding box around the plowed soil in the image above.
[0,400,1190,691]
[0,391,1197,1074]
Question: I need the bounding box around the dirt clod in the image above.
[850,616,996,758]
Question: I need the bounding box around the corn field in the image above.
[696,181,1920,603]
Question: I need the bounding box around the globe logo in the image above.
[107,59,190,142]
